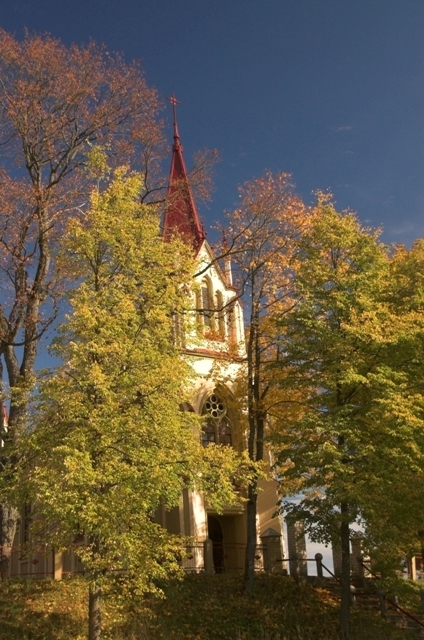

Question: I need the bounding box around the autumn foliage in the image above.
[224,171,310,593]
[0,28,164,576]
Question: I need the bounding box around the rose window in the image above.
[204,394,226,420]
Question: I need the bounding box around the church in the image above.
[7,105,285,578]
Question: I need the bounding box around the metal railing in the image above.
[0,544,55,578]
[275,554,338,580]
[3,541,269,578]
[183,542,268,574]
[358,560,424,630]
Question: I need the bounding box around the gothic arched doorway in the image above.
[207,515,224,573]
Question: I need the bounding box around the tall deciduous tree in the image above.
[356,239,424,569]
[0,29,165,573]
[14,170,248,640]
[273,197,424,638]
[225,172,309,594]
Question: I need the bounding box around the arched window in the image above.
[215,290,226,338]
[218,418,232,446]
[226,301,237,344]
[201,393,232,447]
[197,277,215,331]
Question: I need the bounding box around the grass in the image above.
[0,573,413,639]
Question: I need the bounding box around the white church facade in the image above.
[155,105,285,573]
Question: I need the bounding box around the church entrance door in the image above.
[207,515,225,573]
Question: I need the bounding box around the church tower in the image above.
[160,99,285,573]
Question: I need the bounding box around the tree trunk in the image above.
[244,294,265,596]
[0,503,19,578]
[244,482,258,595]
[339,503,351,639]
[89,583,102,640]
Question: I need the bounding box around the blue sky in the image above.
[2,0,423,246]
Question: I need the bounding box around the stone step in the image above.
[316,578,424,637]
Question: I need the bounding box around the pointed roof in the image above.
[163,96,206,254]
[260,528,281,539]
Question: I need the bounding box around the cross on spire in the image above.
[167,93,180,124]
[167,94,180,141]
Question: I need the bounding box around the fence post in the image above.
[260,528,282,573]
[377,589,387,619]
[286,517,307,577]
[315,553,323,578]
[350,584,357,608]
[203,539,214,575]
[331,541,343,579]
[291,553,299,578]
[351,532,364,581]
[407,556,417,581]
[54,550,62,580]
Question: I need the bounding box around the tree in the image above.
[225,172,309,594]
[0,29,166,575]
[272,197,424,638]
[355,239,424,569]
[14,170,248,640]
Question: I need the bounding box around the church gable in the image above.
[193,242,245,354]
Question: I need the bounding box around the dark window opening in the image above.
[201,420,216,447]
[219,419,232,446]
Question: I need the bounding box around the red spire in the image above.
[163,95,206,254]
